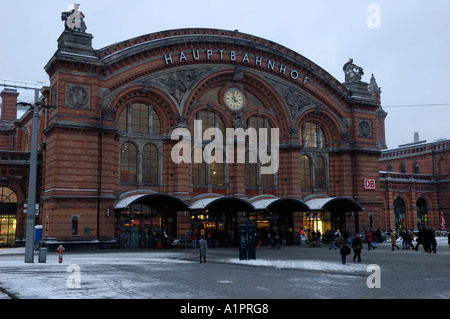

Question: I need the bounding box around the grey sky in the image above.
[0,0,449,149]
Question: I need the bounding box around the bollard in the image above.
[58,245,65,263]
[38,247,47,263]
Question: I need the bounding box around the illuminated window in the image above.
[0,187,17,247]
[300,122,325,148]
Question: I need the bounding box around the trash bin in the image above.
[38,247,47,263]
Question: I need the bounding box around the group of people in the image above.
[391,227,439,253]
[330,227,446,264]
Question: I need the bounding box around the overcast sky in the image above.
[0,0,449,149]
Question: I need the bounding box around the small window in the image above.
[71,216,79,235]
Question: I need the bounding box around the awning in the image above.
[252,197,309,212]
[305,197,363,213]
[115,193,189,211]
[190,196,254,211]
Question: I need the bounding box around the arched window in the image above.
[394,197,406,229]
[120,142,137,183]
[142,144,159,184]
[315,156,326,189]
[189,110,225,135]
[119,103,161,135]
[300,122,325,148]
[300,155,311,189]
[416,197,428,229]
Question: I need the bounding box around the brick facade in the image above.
[4,25,445,249]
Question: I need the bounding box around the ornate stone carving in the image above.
[358,119,372,138]
[65,83,90,108]
[232,113,244,129]
[159,70,203,104]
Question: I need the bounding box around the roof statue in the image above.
[61,4,87,32]
[343,58,364,82]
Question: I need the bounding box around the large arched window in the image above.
[120,142,137,183]
[142,144,159,184]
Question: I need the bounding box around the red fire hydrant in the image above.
[58,245,65,263]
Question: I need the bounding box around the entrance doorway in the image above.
[0,187,17,247]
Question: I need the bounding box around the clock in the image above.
[224,87,246,111]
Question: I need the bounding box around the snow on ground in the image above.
[0,237,448,299]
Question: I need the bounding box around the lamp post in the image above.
[19,101,55,263]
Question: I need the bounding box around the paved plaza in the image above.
[0,238,449,300]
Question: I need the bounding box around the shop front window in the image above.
[394,197,406,229]
[0,187,18,247]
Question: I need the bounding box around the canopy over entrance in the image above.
[115,192,189,211]
[252,197,309,212]
[190,195,254,212]
[305,196,363,213]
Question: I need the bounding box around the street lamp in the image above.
[18,101,55,263]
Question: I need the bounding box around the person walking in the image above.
[198,236,208,263]
[391,230,400,251]
[352,233,362,262]
[334,234,348,264]
[366,230,374,251]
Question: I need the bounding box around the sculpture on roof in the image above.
[61,4,87,32]
[343,58,364,82]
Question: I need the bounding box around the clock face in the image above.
[224,87,245,110]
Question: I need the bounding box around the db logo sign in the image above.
[363,178,376,190]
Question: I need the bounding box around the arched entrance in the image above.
[115,193,188,248]
[251,197,309,245]
[305,196,364,234]
[394,197,406,229]
[190,196,254,247]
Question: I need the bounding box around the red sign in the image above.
[363,178,376,190]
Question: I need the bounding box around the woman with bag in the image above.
[352,233,363,262]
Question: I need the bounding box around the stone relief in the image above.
[158,69,204,105]
[358,119,372,138]
[65,83,90,108]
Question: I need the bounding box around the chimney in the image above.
[1,88,19,121]
[414,132,419,143]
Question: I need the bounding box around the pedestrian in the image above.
[191,231,197,249]
[328,230,337,250]
[391,230,400,251]
[198,236,207,263]
[334,234,348,264]
[448,231,450,247]
[366,230,374,251]
[415,228,426,252]
[427,228,437,253]
[352,233,362,262]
